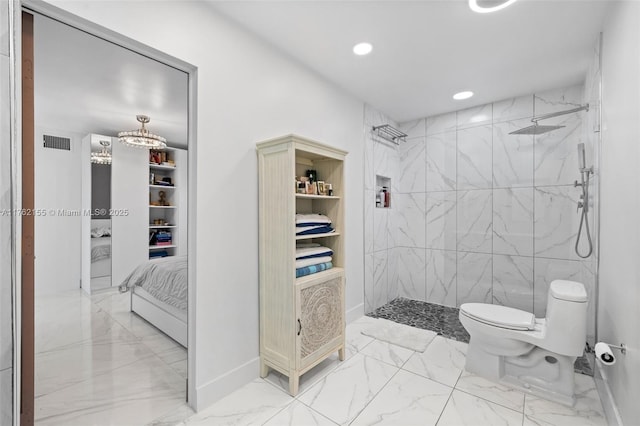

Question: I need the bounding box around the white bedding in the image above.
[121,256,187,311]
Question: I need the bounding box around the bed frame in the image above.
[131,287,187,347]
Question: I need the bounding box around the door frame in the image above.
[13,1,199,421]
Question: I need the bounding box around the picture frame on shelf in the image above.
[317,181,326,195]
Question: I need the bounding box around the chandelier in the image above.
[90,140,112,165]
[118,115,167,149]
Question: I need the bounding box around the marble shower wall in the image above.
[389,84,599,343]
[364,105,401,313]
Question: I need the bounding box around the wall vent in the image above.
[43,135,71,151]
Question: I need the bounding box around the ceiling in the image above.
[34,14,189,149]
[208,0,611,123]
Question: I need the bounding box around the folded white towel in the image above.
[296,242,321,248]
[295,256,332,269]
[295,213,331,225]
[296,246,333,259]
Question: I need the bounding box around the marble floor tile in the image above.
[184,379,292,426]
[437,389,523,426]
[403,336,467,387]
[455,371,526,412]
[36,292,133,354]
[361,317,437,352]
[345,316,377,357]
[359,340,414,368]
[263,354,340,396]
[350,369,451,426]
[168,359,188,380]
[35,356,186,426]
[298,353,398,425]
[35,288,188,426]
[147,403,195,426]
[263,401,337,426]
[35,338,155,398]
[523,373,607,426]
[141,332,186,359]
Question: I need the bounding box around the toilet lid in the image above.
[460,303,535,331]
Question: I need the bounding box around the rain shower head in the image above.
[509,103,589,136]
[509,123,566,135]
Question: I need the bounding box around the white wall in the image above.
[110,137,147,288]
[33,126,83,294]
[43,0,365,409]
[599,1,640,424]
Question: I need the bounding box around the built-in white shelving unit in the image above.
[148,149,183,259]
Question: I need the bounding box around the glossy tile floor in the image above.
[34,292,607,426]
[169,316,607,426]
[34,288,187,425]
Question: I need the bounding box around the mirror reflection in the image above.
[89,138,112,291]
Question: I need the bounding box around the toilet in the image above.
[459,280,588,406]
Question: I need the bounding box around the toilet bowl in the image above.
[459,280,588,406]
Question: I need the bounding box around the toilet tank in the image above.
[544,280,588,357]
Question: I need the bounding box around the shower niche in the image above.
[375,175,391,208]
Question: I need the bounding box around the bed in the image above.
[120,256,188,347]
[91,219,112,289]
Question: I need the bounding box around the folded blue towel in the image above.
[296,262,333,278]
[296,226,334,236]
[297,222,332,227]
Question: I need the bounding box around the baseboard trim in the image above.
[194,356,260,412]
[346,303,364,324]
[594,361,624,426]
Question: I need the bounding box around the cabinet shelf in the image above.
[149,205,176,208]
[149,244,176,249]
[149,163,176,170]
[295,267,344,285]
[149,184,176,189]
[149,225,176,229]
[295,231,340,241]
[295,194,340,200]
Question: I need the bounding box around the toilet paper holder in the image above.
[606,343,627,354]
[591,341,626,354]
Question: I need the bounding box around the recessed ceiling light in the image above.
[453,91,474,100]
[469,0,518,13]
[353,42,373,56]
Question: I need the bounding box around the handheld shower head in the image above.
[577,143,586,170]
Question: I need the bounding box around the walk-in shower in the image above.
[510,103,594,258]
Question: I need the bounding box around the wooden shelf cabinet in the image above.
[257,135,348,396]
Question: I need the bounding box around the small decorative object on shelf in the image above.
[317,181,326,195]
[306,169,317,183]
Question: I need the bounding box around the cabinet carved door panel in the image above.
[299,277,342,359]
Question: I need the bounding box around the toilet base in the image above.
[466,340,577,407]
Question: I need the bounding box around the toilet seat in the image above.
[460,303,535,331]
